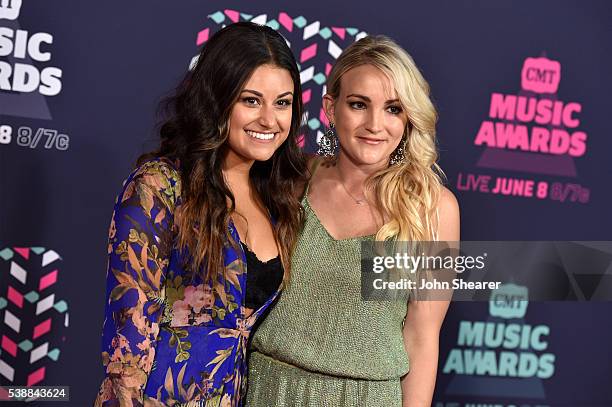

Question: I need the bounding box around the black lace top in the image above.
[241,242,284,310]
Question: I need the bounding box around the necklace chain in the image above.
[337,170,368,206]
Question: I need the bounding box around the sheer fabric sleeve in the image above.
[95,161,180,407]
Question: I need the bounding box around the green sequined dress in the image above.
[246,194,410,407]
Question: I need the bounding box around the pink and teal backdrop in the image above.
[1,1,611,405]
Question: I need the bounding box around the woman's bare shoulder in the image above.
[435,186,460,241]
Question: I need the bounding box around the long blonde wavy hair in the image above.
[326,35,444,242]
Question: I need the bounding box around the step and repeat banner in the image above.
[1,1,611,406]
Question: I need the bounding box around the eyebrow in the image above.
[241,89,294,99]
[346,93,400,104]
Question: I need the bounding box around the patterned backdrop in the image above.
[1,1,611,406]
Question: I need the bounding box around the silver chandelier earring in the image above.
[317,122,338,157]
[389,136,407,165]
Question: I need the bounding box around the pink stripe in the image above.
[300,43,318,63]
[224,9,240,23]
[39,269,58,291]
[27,367,46,387]
[297,134,305,148]
[14,247,29,260]
[325,63,333,76]
[33,318,52,340]
[1,335,17,357]
[278,12,293,32]
[331,27,346,40]
[196,28,209,46]
[7,286,23,308]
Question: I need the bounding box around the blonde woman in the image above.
[245,35,459,407]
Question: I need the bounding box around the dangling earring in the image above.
[317,122,338,157]
[389,136,407,166]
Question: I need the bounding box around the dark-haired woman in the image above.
[94,22,306,407]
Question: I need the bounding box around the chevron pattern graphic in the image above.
[192,10,367,153]
[0,247,68,387]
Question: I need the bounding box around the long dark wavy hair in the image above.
[139,22,307,285]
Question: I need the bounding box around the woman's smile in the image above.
[245,129,277,142]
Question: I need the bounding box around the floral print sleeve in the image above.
[96,160,180,407]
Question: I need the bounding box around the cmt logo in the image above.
[0,0,22,20]
[489,283,528,319]
[521,56,561,94]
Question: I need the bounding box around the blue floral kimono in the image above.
[94,159,280,407]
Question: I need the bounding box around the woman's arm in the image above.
[401,187,460,407]
[95,162,178,407]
